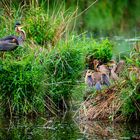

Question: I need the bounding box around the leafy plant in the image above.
[44,41,85,104]
[85,39,113,69]
[0,46,47,115]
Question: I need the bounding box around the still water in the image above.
[0,112,140,140]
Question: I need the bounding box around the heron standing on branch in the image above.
[0,22,26,51]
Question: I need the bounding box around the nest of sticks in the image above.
[75,80,127,122]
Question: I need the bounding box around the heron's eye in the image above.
[12,39,16,42]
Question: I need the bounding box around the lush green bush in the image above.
[0,38,86,114]
[25,7,56,45]
[85,38,113,68]
[0,46,47,115]
[44,40,85,103]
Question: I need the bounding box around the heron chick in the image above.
[85,69,110,91]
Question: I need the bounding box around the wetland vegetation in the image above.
[0,0,140,139]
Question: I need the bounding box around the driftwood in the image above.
[76,80,127,122]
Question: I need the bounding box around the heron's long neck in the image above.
[19,29,26,41]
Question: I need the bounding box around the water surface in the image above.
[0,112,140,140]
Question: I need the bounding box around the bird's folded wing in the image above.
[0,42,18,51]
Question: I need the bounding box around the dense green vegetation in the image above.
[120,44,140,119]
[0,0,140,122]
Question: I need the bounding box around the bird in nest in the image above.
[85,69,110,91]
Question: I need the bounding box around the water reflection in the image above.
[0,113,83,140]
[0,113,140,140]
[78,119,140,140]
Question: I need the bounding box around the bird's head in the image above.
[14,22,23,33]
[14,22,26,42]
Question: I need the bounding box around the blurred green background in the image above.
[1,0,140,36]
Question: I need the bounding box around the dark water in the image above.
[0,112,140,140]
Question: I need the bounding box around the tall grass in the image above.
[44,39,85,107]
[0,0,80,116]
[0,45,48,116]
[0,0,76,45]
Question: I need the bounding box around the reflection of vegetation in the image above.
[0,114,81,140]
[0,115,140,140]
[78,120,139,139]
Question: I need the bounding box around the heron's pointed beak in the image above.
[18,26,23,30]
[15,25,24,32]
